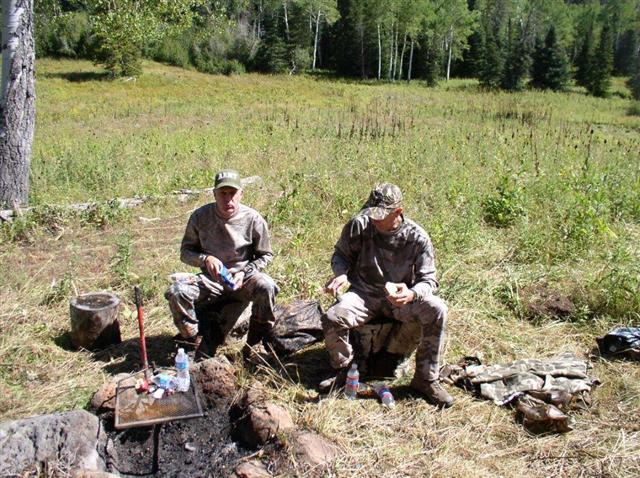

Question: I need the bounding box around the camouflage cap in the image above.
[214,170,242,190]
[360,183,403,220]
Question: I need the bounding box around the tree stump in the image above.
[69,292,122,350]
[351,316,421,379]
[195,300,252,356]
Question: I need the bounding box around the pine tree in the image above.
[574,29,593,88]
[500,22,529,91]
[627,53,640,101]
[585,24,613,97]
[614,29,638,76]
[479,28,503,89]
[530,25,569,91]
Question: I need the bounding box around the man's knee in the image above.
[165,282,192,303]
[323,304,353,332]
[250,273,278,298]
[410,295,447,325]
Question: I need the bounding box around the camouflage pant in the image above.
[322,289,447,382]
[165,272,278,344]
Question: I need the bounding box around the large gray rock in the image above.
[0,410,107,476]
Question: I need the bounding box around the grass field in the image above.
[1,59,639,476]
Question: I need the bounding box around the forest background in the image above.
[36,0,640,98]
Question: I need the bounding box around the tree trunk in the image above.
[398,32,407,80]
[408,39,414,81]
[446,26,453,82]
[388,22,394,80]
[392,29,399,80]
[1,0,35,208]
[282,1,290,41]
[312,10,321,70]
[377,23,382,80]
[70,292,122,350]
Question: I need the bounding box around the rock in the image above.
[0,410,106,476]
[231,382,295,449]
[231,460,271,478]
[191,356,237,406]
[291,430,338,470]
[72,470,120,478]
[90,373,130,411]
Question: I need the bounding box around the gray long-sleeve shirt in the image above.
[180,203,273,278]
[331,214,439,301]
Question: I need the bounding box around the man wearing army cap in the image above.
[165,169,278,359]
[321,183,453,407]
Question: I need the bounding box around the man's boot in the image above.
[410,378,454,408]
[318,367,349,393]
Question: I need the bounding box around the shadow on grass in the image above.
[53,331,76,351]
[90,334,179,375]
[273,344,332,390]
[41,71,112,82]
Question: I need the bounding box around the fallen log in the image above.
[0,176,263,223]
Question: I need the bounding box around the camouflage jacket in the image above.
[331,214,439,301]
[180,203,273,279]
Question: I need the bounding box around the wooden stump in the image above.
[351,317,421,379]
[69,292,122,350]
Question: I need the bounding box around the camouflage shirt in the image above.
[331,214,439,301]
[180,203,273,278]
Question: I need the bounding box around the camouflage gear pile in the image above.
[441,353,598,433]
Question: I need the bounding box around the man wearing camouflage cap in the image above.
[165,170,278,359]
[321,183,453,407]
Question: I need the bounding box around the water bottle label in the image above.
[176,362,188,371]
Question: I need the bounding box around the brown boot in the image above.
[410,378,454,408]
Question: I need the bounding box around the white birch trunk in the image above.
[377,23,382,80]
[1,0,35,207]
[388,22,394,80]
[446,26,453,82]
[392,30,399,80]
[398,32,407,80]
[408,40,414,81]
[283,1,290,41]
[312,10,321,70]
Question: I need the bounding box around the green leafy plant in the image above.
[482,177,526,228]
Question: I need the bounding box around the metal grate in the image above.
[114,369,203,429]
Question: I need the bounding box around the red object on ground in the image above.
[134,286,149,371]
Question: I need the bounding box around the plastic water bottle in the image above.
[219,265,236,290]
[344,363,359,400]
[375,384,396,409]
[175,348,190,392]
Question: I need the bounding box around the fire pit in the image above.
[114,371,204,430]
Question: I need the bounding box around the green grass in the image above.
[1,59,639,476]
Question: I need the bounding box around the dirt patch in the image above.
[521,284,575,320]
[100,404,252,477]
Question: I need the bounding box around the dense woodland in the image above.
[33,1,640,97]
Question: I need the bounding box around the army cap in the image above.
[361,183,403,220]
[214,170,242,190]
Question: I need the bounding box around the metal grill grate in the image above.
[114,370,203,429]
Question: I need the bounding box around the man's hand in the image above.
[232,270,245,290]
[204,255,223,282]
[325,274,349,297]
[386,282,415,308]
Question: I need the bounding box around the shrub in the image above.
[482,177,526,228]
